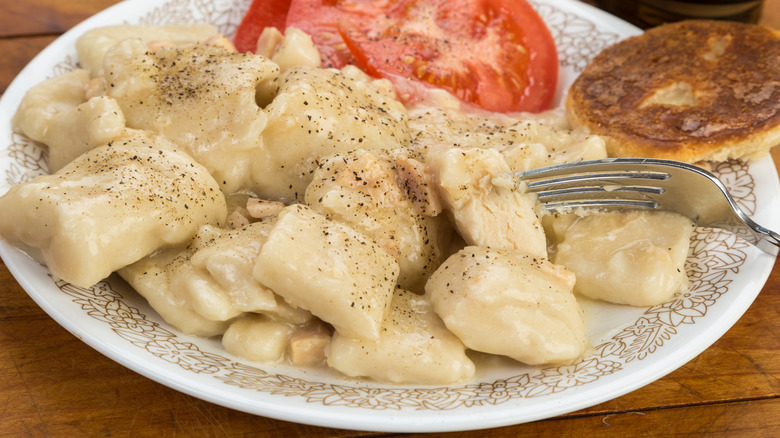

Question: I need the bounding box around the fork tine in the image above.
[543,199,659,210]
[534,185,664,200]
[525,171,669,191]
[515,157,673,180]
[534,185,663,211]
[512,158,780,255]
[516,159,669,211]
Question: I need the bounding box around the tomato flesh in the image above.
[339,0,558,112]
[234,0,559,113]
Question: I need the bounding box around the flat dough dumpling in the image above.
[103,39,278,193]
[118,234,230,337]
[0,131,226,288]
[545,211,694,306]
[253,204,399,341]
[12,69,90,140]
[255,65,410,200]
[42,96,127,172]
[305,149,450,292]
[328,288,475,384]
[12,69,127,172]
[76,24,221,78]
[188,224,279,320]
[427,147,547,259]
[222,314,295,363]
[188,223,312,323]
[119,222,311,335]
[426,246,588,366]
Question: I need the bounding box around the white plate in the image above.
[1,0,778,433]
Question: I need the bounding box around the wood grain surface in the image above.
[1,1,779,436]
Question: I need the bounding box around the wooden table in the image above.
[1,1,778,436]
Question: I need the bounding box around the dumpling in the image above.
[426,147,547,259]
[186,223,298,322]
[425,246,588,366]
[545,211,694,306]
[253,204,399,340]
[103,38,278,194]
[222,314,295,363]
[328,288,475,384]
[76,24,223,78]
[0,130,226,288]
[255,65,411,200]
[11,69,127,172]
[118,230,231,337]
[119,221,311,335]
[305,149,450,292]
[12,69,91,140]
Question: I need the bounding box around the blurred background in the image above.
[586,0,774,29]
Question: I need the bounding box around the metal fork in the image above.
[513,157,780,256]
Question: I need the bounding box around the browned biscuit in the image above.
[566,20,780,163]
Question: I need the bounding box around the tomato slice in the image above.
[234,0,294,53]
[235,0,558,113]
[338,0,558,113]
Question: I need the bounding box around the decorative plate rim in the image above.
[0,0,778,432]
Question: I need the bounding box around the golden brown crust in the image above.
[566,20,780,163]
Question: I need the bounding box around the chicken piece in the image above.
[0,130,226,289]
[393,153,444,216]
[288,320,333,366]
[246,198,286,219]
[224,316,332,365]
[255,26,321,72]
[328,288,475,384]
[253,204,399,341]
[226,211,251,229]
[545,211,694,306]
[427,147,547,259]
[223,196,286,228]
[305,149,451,292]
[203,33,237,52]
[425,246,588,366]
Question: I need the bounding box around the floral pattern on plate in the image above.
[0,0,776,432]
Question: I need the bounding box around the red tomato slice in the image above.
[235,0,558,112]
[234,0,294,53]
[338,0,558,113]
